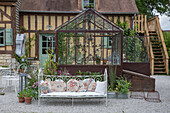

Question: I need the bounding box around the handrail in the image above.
[155,16,169,74]
[144,15,154,75]
[134,14,145,33]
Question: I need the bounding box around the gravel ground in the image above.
[0,75,170,113]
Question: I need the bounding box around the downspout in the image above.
[132,14,137,30]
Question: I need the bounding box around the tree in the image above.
[135,0,170,17]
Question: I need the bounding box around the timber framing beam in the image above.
[0,2,15,6]
[0,8,12,20]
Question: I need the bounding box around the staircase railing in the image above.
[144,15,154,75]
[155,16,169,74]
[134,14,145,33]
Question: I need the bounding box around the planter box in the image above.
[107,91,116,98]
[116,92,129,99]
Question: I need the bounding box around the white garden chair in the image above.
[2,63,27,93]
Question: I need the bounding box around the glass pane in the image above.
[42,42,47,47]
[53,42,56,47]
[89,0,94,3]
[109,37,112,46]
[42,49,47,54]
[42,36,47,41]
[84,0,89,6]
[0,37,3,44]
[58,32,66,64]
[0,31,3,36]
[48,42,50,47]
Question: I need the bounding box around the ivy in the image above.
[116,20,147,62]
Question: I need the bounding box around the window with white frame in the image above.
[0,29,5,46]
[83,0,95,10]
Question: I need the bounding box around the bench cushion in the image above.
[39,79,51,94]
[67,79,79,92]
[83,79,96,92]
[40,92,106,98]
[51,79,66,92]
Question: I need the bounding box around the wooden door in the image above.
[39,34,55,67]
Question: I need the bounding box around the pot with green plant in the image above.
[24,88,33,104]
[115,75,131,99]
[17,91,25,103]
[107,65,117,98]
[84,5,88,9]
[95,55,101,65]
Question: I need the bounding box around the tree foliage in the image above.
[135,0,170,17]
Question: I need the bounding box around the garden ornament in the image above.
[15,33,26,57]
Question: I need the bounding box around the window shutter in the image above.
[6,28,13,45]
[104,36,108,48]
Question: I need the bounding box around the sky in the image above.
[156,14,170,31]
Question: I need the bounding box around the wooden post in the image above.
[138,15,140,33]
[141,15,144,33]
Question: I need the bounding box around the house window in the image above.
[104,36,112,48]
[0,29,5,46]
[83,0,95,10]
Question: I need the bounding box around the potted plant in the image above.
[84,5,88,9]
[23,88,33,104]
[103,58,107,65]
[107,65,117,98]
[17,91,25,103]
[115,75,131,99]
[95,55,101,65]
[88,4,94,8]
[2,65,8,68]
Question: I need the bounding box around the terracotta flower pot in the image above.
[19,69,24,73]
[103,60,107,64]
[18,97,25,103]
[24,97,32,104]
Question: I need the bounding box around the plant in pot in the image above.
[17,91,25,103]
[95,55,101,65]
[107,65,117,98]
[84,5,88,9]
[23,88,33,104]
[27,69,39,100]
[115,75,131,99]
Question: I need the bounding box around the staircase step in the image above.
[154,61,164,63]
[153,48,161,50]
[154,58,163,60]
[150,37,158,39]
[154,68,165,70]
[154,71,166,74]
[153,51,162,54]
[150,36,158,38]
[154,55,163,58]
[152,45,160,47]
[153,50,162,53]
[151,42,161,44]
[152,45,161,47]
[153,51,162,53]
[154,66,165,68]
[149,33,157,36]
[150,38,159,42]
[149,31,156,33]
[151,43,160,45]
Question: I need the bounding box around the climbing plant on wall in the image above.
[116,20,147,62]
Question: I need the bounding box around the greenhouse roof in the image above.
[55,8,124,32]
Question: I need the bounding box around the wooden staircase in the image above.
[135,15,169,75]
[149,31,166,74]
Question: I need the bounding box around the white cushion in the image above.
[40,92,106,97]
[51,79,66,92]
[95,81,106,94]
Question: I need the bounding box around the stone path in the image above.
[0,75,170,113]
